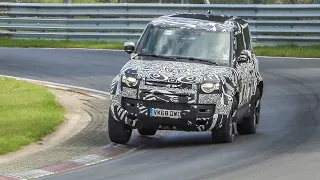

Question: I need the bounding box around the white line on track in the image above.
[0,74,110,96]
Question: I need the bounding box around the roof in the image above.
[169,13,235,23]
[149,12,245,33]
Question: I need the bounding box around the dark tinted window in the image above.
[243,26,251,50]
[235,32,245,56]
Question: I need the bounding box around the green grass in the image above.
[15,0,119,3]
[0,39,123,50]
[254,45,320,58]
[0,39,319,58]
[0,77,65,155]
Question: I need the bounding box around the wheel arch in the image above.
[235,91,240,105]
[257,80,263,97]
[110,74,121,95]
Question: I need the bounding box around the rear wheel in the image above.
[108,108,132,144]
[237,88,261,135]
[211,98,237,143]
[138,126,157,136]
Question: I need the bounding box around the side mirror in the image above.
[124,42,135,54]
[237,52,248,63]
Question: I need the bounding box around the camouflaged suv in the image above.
[108,12,264,144]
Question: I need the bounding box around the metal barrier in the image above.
[0,3,319,46]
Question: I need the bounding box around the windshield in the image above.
[135,25,231,64]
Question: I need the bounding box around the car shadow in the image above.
[133,130,267,150]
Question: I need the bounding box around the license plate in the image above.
[150,108,181,119]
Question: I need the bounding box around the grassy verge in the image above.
[0,77,65,155]
[0,39,123,50]
[18,0,119,3]
[0,39,319,58]
[254,45,320,58]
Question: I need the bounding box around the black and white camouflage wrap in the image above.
[108,13,263,132]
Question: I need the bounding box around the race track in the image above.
[1,48,320,180]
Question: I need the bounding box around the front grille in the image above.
[142,91,189,98]
[144,101,190,110]
[145,80,193,89]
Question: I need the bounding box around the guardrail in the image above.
[0,3,319,46]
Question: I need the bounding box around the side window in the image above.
[243,26,251,50]
[235,32,245,57]
[135,26,152,52]
[136,27,158,54]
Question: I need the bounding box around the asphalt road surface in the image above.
[1,47,320,180]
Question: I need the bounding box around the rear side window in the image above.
[243,26,252,50]
[235,32,245,57]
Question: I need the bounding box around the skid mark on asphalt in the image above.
[192,70,319,180]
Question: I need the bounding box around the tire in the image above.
[211,98,237,143]
[108,108,132,144]
[237,88,261,135]
[138,127,157,136]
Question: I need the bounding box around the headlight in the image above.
[201,82,220,93]
[122,74,138,87]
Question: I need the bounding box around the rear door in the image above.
[234,24,255,107]
[242,24,257,101]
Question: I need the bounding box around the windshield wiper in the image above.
[175,56,219,65]
[134,54,219,65]
[134,53,177,60]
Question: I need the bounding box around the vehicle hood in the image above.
[121,59,235,84]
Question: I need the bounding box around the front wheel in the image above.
[237,88,261,135]
[211,98,237,143]
[108,108,132,144]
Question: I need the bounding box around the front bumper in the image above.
[110,97,226,132]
